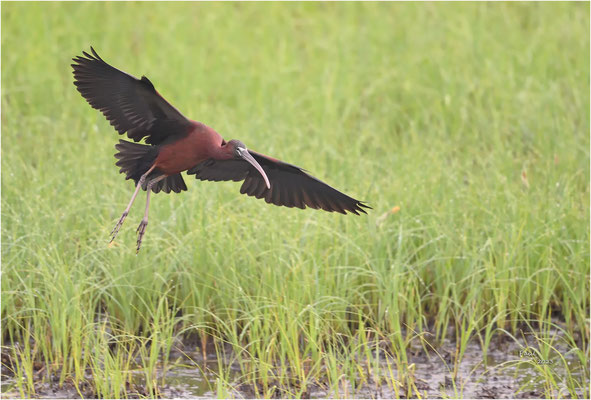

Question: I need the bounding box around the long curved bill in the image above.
[241,151,271,189]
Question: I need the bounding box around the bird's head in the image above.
[227,139,271,189]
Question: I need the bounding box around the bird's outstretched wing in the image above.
[187,151,370,215]
[72,47,193,145]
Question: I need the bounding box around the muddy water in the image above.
[2,330,588,399]
[154,333,587,399]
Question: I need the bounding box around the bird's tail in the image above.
[114,140,187,193]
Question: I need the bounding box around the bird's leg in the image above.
[110,165,156,243]
[136,174,167,253]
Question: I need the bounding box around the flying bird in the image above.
[72,48,369,252]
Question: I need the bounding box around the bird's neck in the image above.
[212,142,234,161]
[190,122,233,161]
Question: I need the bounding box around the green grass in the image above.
[2,2,589,398]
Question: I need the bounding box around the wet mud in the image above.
[2,328,588,399]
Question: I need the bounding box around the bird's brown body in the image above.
[72,48,369,251]
[154,122,226,175]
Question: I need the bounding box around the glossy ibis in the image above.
[72,48,369,252]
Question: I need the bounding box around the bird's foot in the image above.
[136,218,148,253]
[110,211,128,243]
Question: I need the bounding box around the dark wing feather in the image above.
[72,47,192,145]
[187,151,370,215]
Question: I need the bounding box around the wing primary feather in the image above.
[72,47,192,145]
[186,152,369,215]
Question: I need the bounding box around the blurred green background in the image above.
[2,2,589,398]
